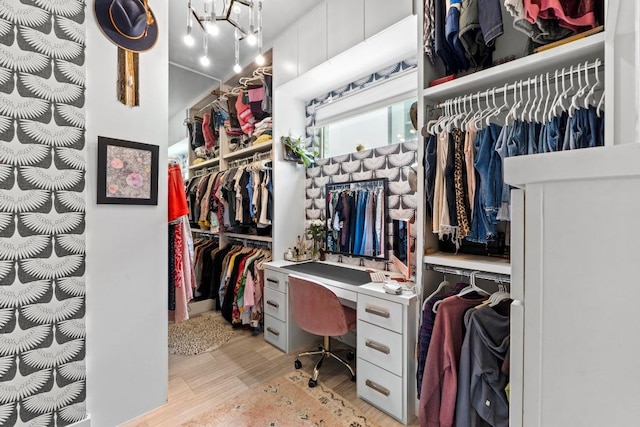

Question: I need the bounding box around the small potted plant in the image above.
[281,135,318,167]
[306,219,327,261]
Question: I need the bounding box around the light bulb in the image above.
[206,22,219,35]
[246,33,257,46]
[184,34,194,47]
[255,54,266,66]
[233,63,242,73]
[200,55,211,66]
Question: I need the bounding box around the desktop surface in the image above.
[281,262,371,286]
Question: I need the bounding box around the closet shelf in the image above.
[423,31,605,101]
[423,252,511,276]
[188,157,220,171]
[225,232,272,243]
[223,141,273,161]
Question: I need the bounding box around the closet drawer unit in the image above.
[357,358,403,421]
[264,287,287,322]
[264,315,287,351]
[264,269,288,293]
[358,294,403,333]
[357,320,403,376]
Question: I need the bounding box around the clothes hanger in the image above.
[485,86,506,126]
[533,74,545,123]
[569,63,585,116]
[541,72,551,123]
[473,90,492,131]
[457,271,491,298]
[527,75,539,123]
[596,87,605,117]
[557,65,575,116]
[585,59,601,108]
[422,274,452,310]
[520,77,532,121]
[505,80,521,126]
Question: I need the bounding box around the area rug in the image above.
[180,371,381,427]
[168,315,234,355]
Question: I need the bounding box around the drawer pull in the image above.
[266,300,279,309]
[365,340,390,355]
[365,306,390,318]
[266,278,279,285]
[365,379,390,397]
[266,327,280,336]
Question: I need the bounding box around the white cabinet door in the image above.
[327,0,364,59]
[297,3,327,75]
[273,25,298,88]
[364,0,413,39]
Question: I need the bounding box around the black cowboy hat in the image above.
[95,0,158,52]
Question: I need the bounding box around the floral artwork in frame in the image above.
[97,137,159,205]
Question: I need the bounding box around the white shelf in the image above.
[424,32,605,101]
[223,141,273,161]
[224,232,272,243]
[423,252,511,276]
[188,157,220,170]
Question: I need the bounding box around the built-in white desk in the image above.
[264,260,418,425]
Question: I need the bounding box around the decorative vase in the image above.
[312,239,320,261]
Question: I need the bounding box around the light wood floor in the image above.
[122,313,419,427]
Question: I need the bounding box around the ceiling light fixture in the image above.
[185,0,263,72]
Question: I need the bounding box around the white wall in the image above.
[85,1,169,426]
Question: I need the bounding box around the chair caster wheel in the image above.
[294,359,302,369]
[308,379,317,388]
[351,374,356,382]
[347,351,355,361]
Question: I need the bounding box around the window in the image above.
[319,98,418,158]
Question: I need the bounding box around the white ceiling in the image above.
[168,0,319,117]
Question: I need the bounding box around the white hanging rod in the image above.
[427,264,511,284]
[431,58,604,110]
[227,236,271,249]
[227,150,272,169]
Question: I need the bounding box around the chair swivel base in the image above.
[294,337,356,387]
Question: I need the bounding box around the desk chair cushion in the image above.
[289,275,356,337]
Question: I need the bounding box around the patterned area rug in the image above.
[180,371,381,427]
[168,315,234,355]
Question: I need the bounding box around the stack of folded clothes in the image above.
[253,116,272,144]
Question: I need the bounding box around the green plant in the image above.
[282,136,318,167]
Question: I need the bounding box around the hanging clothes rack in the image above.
[429,58,603,111]
[227,150,272,169]
[426,264,511,284]
[226,236,272,249]
[327,178,387,192]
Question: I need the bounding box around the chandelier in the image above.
[184,0,265,72]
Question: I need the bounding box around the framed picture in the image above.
[97,136,159,205]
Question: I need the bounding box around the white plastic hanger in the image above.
[569,62,585,116]
[557,65,575,116]
[520,77,532,121]
[541,72,551,123]
[585,59,601,109]
[547,69,561,122]
[505,81,521,125]
[486,86,507,126]
[527,76,537,123]
[473,90,492,131]
[457,271,491,298]
[422,274,452,310]
[596,87,605,117]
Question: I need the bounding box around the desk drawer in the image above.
[357,358,403,421]
[265,268,288,293]
[357,320,403,376]
[264,315,287,351]
[358,294,403,333]
[264,288,286,322]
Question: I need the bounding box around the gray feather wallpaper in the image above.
[0,0,87,425]
[305,141,418,273]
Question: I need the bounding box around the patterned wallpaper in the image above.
[305,141,417,273]
[0,0,87,425]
